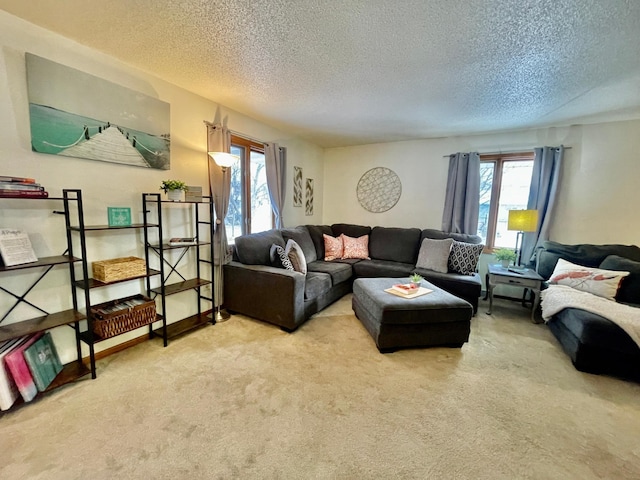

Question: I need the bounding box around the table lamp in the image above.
[507,209,538,267]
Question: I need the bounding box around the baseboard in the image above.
[82,333,149,364]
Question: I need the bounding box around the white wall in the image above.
[0,11,323,361]
[323,121,640,245]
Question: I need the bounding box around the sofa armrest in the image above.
[223,261,306,330]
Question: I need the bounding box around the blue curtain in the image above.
[441,152,480,235]
[521,146,564,266]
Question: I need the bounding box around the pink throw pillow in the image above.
[341,234,370,260]
[323,234,343,261]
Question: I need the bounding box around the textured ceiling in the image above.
[2,0,640,147]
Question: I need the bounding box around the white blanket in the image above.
[541,284,640,348]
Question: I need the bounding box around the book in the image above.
[391,283,420,295]
[0,182,44,191]
[169,237,197,246]
[107,207,132,227]
[385,286,433,299]
[0,229,38,266]
[23,332,63,392]
[4,332,43,402]
[0,190,49,198]
[0,337,25,411]
[0,176,36,184]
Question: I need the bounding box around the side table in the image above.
[486,264,544,323]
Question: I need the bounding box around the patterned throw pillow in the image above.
[323,234,343,261]
[448,241,484,275]
[269,243,294,271]
[341,234,370,260]
[550,258,629,300]
[415,237,453,273]
[285,239,307,274]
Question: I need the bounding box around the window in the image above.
[226,135,273,243]
[478,152,534,250]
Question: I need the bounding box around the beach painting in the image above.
[26,53,170,170]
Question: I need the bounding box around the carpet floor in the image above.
[0,295,639,479]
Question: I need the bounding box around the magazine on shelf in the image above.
[0,229,38,266]
[169,237,197,246]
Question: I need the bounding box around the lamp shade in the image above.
[208,151,239,168]
[507,209,538,232]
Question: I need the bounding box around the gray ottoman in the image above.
[352,277,473,352]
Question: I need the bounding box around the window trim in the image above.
[480,152,534,251]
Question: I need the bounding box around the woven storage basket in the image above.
[92,256,146,283]
[91,294,157,339]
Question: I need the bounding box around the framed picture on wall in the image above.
[293,166,303,207]
[305,178,314,216]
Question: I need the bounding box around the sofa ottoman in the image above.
[352,277,473,353]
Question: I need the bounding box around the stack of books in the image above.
[169,237,197,246]
[0,175,49,198]
[390,283,420,295]
[0,332,63,410]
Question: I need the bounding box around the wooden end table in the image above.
[486,264,544,323]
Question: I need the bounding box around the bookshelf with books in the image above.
[0,190,93,411]
[142,193,215,346]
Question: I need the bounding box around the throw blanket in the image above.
[541,284,640,348]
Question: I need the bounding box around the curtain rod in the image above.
[202,120,265,145]
[442,146,571,158]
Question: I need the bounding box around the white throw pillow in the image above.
[415,238,453,273]
[549,258,629,300]
[285,239,307,274]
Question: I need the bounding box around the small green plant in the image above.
[409,273,423,284]
[160,180,187,193]
[493,248,516,262]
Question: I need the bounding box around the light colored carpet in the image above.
[1,295,639,479]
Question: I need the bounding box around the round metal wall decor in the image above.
[356,167,402,213]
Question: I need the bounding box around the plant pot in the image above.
[167,190,183,202]
[500,259,510,268]
[410,281,420,289]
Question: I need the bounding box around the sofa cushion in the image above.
[269,244,294,271]
[599,255,640,305]
[331,223,371,238]
[447,241,483,275]
[369,227,422,264]
[304,271,332,300]
[281,226,317,263]
[421,228,482,245]
[235,229,285,265]
[285,239,307,274]
[352,259,415,278]
[341,234,370,260]
[307,260,353,286]
[323,234,343,261]
[549,258,629,301]
[415,238,453,273]
[306,225,332,260]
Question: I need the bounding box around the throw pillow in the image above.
[448,241,484,275]
[599,255,640,304]
[269,243,294,271]
[340,234,370,260]
[285,239,307,274]
[415,237,453,273]
[323,234,343,261]
[550,258,629,301]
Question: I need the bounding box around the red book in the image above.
[4,332,43,403]
[0,190,49,198]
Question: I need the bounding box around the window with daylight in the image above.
[478,152,534,250]
[226,135,273,243]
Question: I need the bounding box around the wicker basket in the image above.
[92,256,146,283]
[91,294,157,339]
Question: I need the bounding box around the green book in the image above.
[23,332,63,392]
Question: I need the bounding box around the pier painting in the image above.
[26,53,170,170]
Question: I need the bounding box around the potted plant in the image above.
[494,248,516,268]
[160,180,187,201]
[409,273,423,288]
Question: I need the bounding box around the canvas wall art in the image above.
[293,166,302,206]
[26,53,170,170]
[305,178,314,216]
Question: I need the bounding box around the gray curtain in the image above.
[206,123,232,306]
[264,143,286,228]
[441,152,480,235]
[521,146,564,266]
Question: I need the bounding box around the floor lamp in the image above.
[507,209,538,268]
[208,151,239,323]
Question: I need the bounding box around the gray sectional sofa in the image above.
[223,224,483,331]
